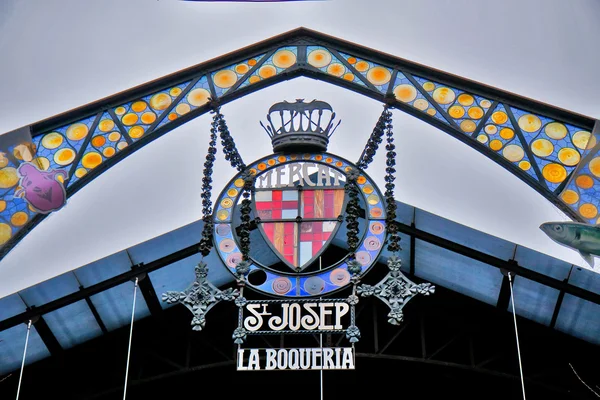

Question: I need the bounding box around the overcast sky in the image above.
[0,0,599,298]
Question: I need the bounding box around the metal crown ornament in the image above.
[260,99,341,153]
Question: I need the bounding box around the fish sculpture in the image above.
[540,221,600,267]
[16,162,68,213]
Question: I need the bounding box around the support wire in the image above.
[15,320,32,400]
[123,278,139,400]
[508,272,527,400]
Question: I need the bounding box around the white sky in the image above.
[0,0,599,298]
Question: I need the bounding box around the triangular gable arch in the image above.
[0,27,597,261]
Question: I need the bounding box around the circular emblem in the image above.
[213,152,387,298]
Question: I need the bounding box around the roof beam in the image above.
[136,274,163,320]
[30,313,63,356]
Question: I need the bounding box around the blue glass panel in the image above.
[0,325,50,375]
[41,300,103,349]
[555,294,600,345]
[149,252,234,310]
[509,277,559,326]
[513,246,572,280]
[87,281,150,332]
[414,240,503,305]
[0,293,27,320]
[74,250,133,286]
[415,209,515,260]
[127,221,203,265]
[396,201,414,225]
[19,272,80,306]
[568,266,600,292]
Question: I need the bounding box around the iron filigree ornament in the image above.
[162,261,239,331]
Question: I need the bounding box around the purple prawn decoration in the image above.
[16,162,68,214]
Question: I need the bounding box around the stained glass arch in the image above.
[0,27,597,261]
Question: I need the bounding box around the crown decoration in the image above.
[261,99,341,153]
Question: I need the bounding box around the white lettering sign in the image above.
[237,347,355,371]
[255,162,345,189]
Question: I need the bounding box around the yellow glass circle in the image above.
[576,174,594,189]
[34,157,50,171]
[491,111,508,125]
[347,57,357,64]
[273,50,297,69]
[335,161,344,167]
[557,148,580,166]
[221,198,234,208]
[477,134,488,144]
[422,82,435,91]
[54,148,76,166]
[468,106,484,120]
[259,65,277,79]
[460,120,477,133]
[103,147,115,158]
[589,157,600,177]
[141,112,157,125]
[227,188,238,197]
[235,64,249,74]
[66,123,89,141]
[480,99,492,108]
[308,49,332,68]
[489,139,503,151]
[0,223,10,245]
[278,156,287,163]
[169,87,182,97]
[545,122,568,140]
[257,163,267,170]
[499,128,515,140]
[448,105,465,119]
[117,141,128,150]
[519,161,531,170]
[432,87,456,105]
[502,144,525,162]
[172,103,190,116]
[357,176,367,184]
[267,159,276,166]
[108,132,121,142]
[290,154,298,160]
[213,69,237,89]
[75,168,87,178]
[98,119,115,132]
[343,73,354,81]
[413,99,429,111]
[366,67,391,86]
[128,126,145,139]
[542,163,567,183]
[393,84,417,103]
[0,153,8,168]
[531,139,554,157]
[0,201,5,212]
[370,207,383,218]
[81,152,103,169]
[427,108,437,116]
[217,209,229,221]
[0,167,18,188]
[91,136,105,147]
[10,212,27,227]
[354,60,369,72]
[234,178,245,188]
[573,131,592,150]
[326,157,333,163]
[122,113,139,126]
[518,114,542,133]
[561,189,579,205]
[168,113,177,121]
[248,59,257,66]
[42,132,63,149]
[315,155,323,161]
[249,76,261,84]
[458,94,474,106]
[327,63,345,77]
[580,203,598,219]
[186,88,210,107]
[362,185,374,194]
[367,194,379,205]
[115,106,126,116]
[131,101,147,113]
[484,125,498,135]
[249,168,257,175]
[150,93,172,111]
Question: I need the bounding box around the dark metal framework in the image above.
[1,28,596,261]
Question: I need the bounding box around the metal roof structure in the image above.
[1,199,599,378]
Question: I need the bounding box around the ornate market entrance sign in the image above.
[162,99,435,371]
